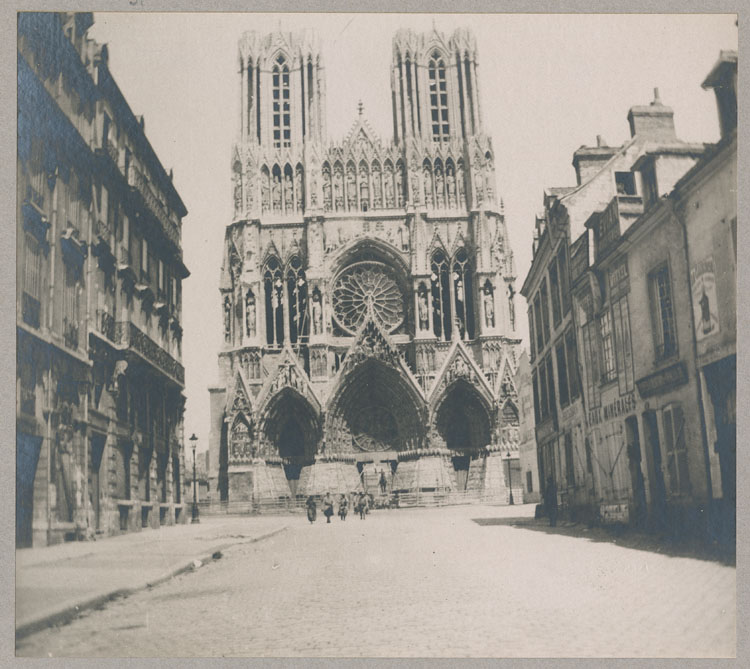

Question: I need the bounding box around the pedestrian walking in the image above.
[544,476,558,528]
[358,492,369,520]
[338,494,348,520]
[379,470,387,495]
[306,495,317,524]
[322,492,334,523]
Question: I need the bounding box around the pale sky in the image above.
[87,12,737,454]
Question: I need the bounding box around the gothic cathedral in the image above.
[208,27,522,502]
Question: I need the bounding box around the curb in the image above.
[15,526,287,641]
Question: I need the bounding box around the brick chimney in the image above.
[572,136,617,185]
[626,88,676,139]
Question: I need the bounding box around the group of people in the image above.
[306,492,373,524]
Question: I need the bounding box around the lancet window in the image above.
[272,55,291,149]
[264,257,284,346]
[429,52,450,142]
[431,250,452,341]
[453,248,475,340]
[286,255,308,345]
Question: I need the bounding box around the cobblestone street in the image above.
[17,505,735,658]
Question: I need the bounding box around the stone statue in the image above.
[322,171,331,210]
[474,170,484,204]
[418,291,429,330]
[223,295,232,341]
[385,170,394,208]
[346,167,357,209]
[295,169,303,211]
[334,166,343,210]
[423,166,433,206]
[245,291,256,337]
[312,293,323,335]
[395,168,403,207]
[261,174,270,213]
[284,173,294,212]
[483,288,495,329]
[272,174,281,212]
[233,176,242,215]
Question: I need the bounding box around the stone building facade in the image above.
[17,13,190,546]
[208,28,522,502]
[521,52,736,544]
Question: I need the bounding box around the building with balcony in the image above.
[17,12,190,547]
[208,28,522,503]
[521,88,706,526]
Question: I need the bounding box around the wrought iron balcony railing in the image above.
[115,320,185,385]
[127,168,182,253]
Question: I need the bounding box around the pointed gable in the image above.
[225,368,253,421]
[330,311,425,403]
[429,338,494,410]
[497,356,518,397]
[256,345,321,415]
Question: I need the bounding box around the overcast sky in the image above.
[87,12,737,453]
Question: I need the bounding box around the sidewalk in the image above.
[16,516,288,639]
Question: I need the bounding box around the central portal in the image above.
[327,358,425,456]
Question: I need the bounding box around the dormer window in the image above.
[614,171,636,196]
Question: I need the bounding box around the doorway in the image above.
[625,416,647,526]
[452,455,470,491]
[16,433,42,548]
[89,433,106,532]
[642,410,667,529]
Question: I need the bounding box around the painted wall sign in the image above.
[635,361,688,399]
[588,391,636,426]
[690,256,720,341]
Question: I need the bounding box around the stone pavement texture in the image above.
[15,516,288,638]
[16,504,736,658]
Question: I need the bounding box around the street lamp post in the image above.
[190,433,200,523]
[505,451,515,505]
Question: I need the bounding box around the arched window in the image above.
[429,52,450,142]
[431,250,452,340]
[272,55,291,148]
[453,248,475,340]
[286,255,308,345]
[263,257,284,346]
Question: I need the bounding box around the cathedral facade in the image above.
[208,27,522,502]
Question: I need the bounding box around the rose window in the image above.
[331,262,405,334]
